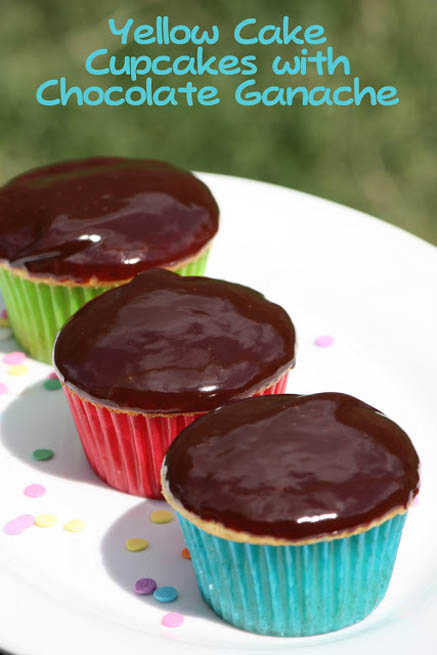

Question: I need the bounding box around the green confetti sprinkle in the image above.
[43,378,61,390]
[32,448,54,461]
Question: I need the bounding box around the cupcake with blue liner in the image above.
[161,392,419,637]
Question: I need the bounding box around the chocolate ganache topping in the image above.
[53,269,296,413]
[164,393,420,541]
[0,157,218,283]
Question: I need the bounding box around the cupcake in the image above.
[0,157,219,362]
[53,269,296,498]
[162,392,419,636]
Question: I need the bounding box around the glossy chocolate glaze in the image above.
[0,157,218,283]
[164,393,420,541]
[53,269,296,413]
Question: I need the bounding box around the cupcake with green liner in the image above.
[0,156,218,362]
[161,392,420,637]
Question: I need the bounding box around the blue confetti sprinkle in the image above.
[153,586,178,603]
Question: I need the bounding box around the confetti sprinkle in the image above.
[2,351,25,365]
[314,335,334,348]
[181,548,191,560]
[35,514,57,528]
[32,448,54,461]
[24,483,46,498]
[126,538,149,552]
[0,382,8,394]
[3,514,34,535]
[161,612,184,628]
[8,364,28,376]
[48,371,58,380]
[43,378,61,390]
[64,519,85,533]
[135,578,157,595]
[0,310,9,328]
[150,510,173,524]
[153,586,178,603]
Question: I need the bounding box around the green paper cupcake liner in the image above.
[178,512,407,637]
[175,249,210,276]
[0,248,210,363]
[0,268,111,363]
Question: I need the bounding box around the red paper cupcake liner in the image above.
[64,372,289,499]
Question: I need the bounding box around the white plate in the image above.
[0,174,436,655]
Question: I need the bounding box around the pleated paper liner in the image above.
[0,269,112,364]
[178,511,407,637]
[0,248,210,364]
[63,372,289,499]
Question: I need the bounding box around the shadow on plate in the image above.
[0,379,105,487]
[101,499,225,626]
[100,503,385,645]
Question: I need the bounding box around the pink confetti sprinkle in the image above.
[314,335,334,348]
[48,371,58,379]
[161,612,184,628]
[24,483,46,498]
[4,514,35,535]
[0,382,8,394]
[1,309,8,319]
[3,351,26,365]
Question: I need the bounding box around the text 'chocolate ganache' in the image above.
[0,157,218,283]
[164,393,420,541]
[53,269,296,413]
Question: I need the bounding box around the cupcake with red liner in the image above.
[0,157,218,363]
[53,268,296,498]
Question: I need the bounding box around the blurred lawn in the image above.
[0,0,436,243]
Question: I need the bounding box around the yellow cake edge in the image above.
[58,365,293,418]
[0,240,213,288]
[161,463,413,546]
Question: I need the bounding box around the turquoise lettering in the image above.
[234,18,257,45]
[36,79,60,106]
[85,49,109,75]
[108,18,133,45]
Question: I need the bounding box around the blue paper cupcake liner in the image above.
[178,512,407,636]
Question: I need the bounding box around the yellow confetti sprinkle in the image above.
[126,537,149,552]
[8,364,28,377]
[35,513,57,528]
[64,519,85,533]
[150,510,174,524]
[0,318,10,328]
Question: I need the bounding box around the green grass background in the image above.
[0,0,436,243]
